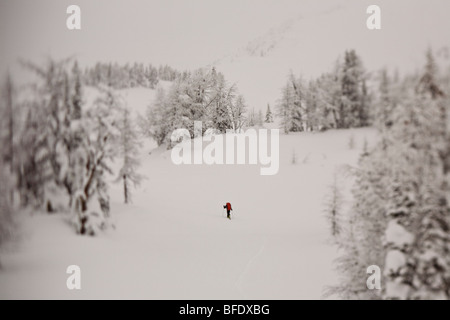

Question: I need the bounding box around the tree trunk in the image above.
[6,74,14,204]
[123,174,128,204]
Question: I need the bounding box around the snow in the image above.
[82,81,172,118]
[384,250,406,276]
[385,220,414,248]
[115,81,172,117]
[385,280,410,300]
[0,86,378,299]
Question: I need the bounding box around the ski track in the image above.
[235,236,267,299]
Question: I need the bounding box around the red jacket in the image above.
[226,203,232,211]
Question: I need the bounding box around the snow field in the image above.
[0,118,376,299]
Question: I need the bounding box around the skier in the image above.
[223,202,232,220]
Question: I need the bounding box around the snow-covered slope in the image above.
[83,80,172,117]
[0,123,377,299]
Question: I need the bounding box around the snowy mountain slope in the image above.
[0,126,377,299]
[213,1,450,113]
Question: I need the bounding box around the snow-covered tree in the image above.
[382,49,449,299]
[247,108,257,127]
[0,158,14,267]
[229,94,247,132]
[360,79,371,127]
[417,48,444,99]
[256,109,264,127]
[2,73,14,172]
[331,49,450,300]
[72,61,83,120]
[374,69,394,131]
[324,172,343,238]
[276,74,309,132]
[16,101,52,207]
[276,81,296,134]
[0,76,16,263]
[337,50,369,128]
[17,58,73,208]
[0,73,16,204]
[311,79,335,130]
[327,149,387,299]
[139,77,190,148]
[139,87,170,146]
[207,73,236,133]
[265,104,273,123]
[70,86,121,235]
[303,80,319,131]
[83,61,166,89]
[16,58,120,235]
[116,106,144,204]
[280,51,371,132]
[288,73,306,132]
[140,67,247,146]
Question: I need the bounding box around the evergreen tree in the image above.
[360,79,371,126]
[247,108,256,127]
[0,157,14,267]
[417,48,444,99]
[265,104,273,123]
[208,73,235,133]
[288,73,306,132]
[0,73,17,205]
[16,104,51,207]
[375,69,394,130]
[116,106,144,204]
[325,172,343,238]
[20,58,75,208]
[3,73,14,175]
[314,64,342,130]
[276,81,295,133]
[0,75,16,260]
[340,50,366,128]
[257,109,264,127]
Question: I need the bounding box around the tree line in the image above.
[139,67,247,148]
[83,61,182,89]
[277,49,370,133]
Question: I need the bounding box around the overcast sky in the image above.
[1,0,450,80]
[0,0,332,71]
